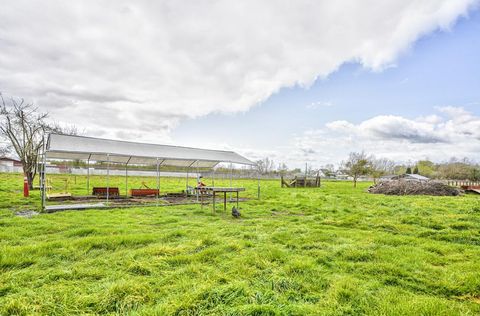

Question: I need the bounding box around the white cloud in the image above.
[0,0,477,142]
[290,107,480,165]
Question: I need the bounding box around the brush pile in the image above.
[368,180,462,196]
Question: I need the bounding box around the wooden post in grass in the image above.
[304,163,308,188]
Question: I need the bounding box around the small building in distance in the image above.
[0,156,22,167]
[380,174,430,182]
[0,156,23,173]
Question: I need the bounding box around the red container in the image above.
[23,175,29,197]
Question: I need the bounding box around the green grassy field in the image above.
[1,172,480,315]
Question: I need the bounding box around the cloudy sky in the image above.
[1,1,479,167]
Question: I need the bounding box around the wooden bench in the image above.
[130,189,159,197]
[92,187,120,197]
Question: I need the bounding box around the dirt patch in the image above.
[15,210,40,218]
[368,180,462,196]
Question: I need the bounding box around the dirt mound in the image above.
[368,180,462,196]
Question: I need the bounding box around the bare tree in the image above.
[0,93,76,189]
[255,157,275,175]
[341,151,371,188]
[370,157,396,184]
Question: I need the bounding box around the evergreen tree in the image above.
[413,166,419,174]
[406,167,412,174]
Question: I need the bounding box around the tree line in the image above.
[254,153,480,188]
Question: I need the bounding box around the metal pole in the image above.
[257,172,261,200]
[106,154,110,206]
[41,137,47,211]
[125,156,131,197]
[212,167,215,187]
[156,158,160,207]
[125,164,128,197]
[186,167,189,194]
[304,162,308,188]
[86,157,90,195]
[229,162,233,200]
[196,161,199,202]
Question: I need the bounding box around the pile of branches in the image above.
[368,180,462,196]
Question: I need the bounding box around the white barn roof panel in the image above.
[45,134,254,168]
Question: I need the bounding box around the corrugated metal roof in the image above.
[45,134,254,168]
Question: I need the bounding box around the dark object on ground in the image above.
[232,206,241,218]
[368,180,462,196]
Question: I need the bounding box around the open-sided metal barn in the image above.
[41,134,257,212]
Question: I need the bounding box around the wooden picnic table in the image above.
[197,187,246,213]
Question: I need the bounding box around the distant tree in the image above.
[342,151,371,188]
[321,164,336,177]
[370,157,396,184]
[472,168,480,181]
[416,160,436,177]
[437,157,476,180]
[405,167,412,174]
[291,168,302,174]
[0,93,77,189]
[277,163,289,176]
[413,166,419,174]
[255,157,275,175]
[393,165,407,175]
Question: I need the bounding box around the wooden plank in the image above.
[201,187,245,192]
[45,203,106,212]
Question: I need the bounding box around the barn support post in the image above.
[106,154,110,206]
[125,157,131,198]
[156,158,160,207]
[212,166,216,187]
[41,137,47,211]
[186,167,189,193]
[196,161,200,202]
[159,161,162,195]
[229,162,233,201]
[86,154,91,195]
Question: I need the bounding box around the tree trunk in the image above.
[22,161,35,190]
[353,176,357,188]
[26,171,34,190]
